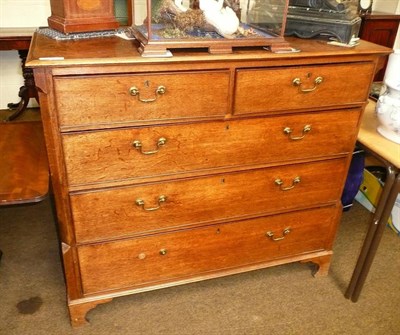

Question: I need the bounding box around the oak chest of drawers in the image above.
[27,33,390,327]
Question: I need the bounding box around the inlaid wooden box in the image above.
[48,0,119,33]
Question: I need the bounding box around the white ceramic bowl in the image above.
[376,50,400,144]
[376,85,400,144]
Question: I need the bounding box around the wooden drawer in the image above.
[62,109,360,187]
[71,158,347,243]
[54,71,230,128]
[77,206,340,295]
[234,62,375,115]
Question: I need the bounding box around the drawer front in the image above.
[63,109,359,186]
[54,71,230,128]
[71,158,347,243]
[78,206,340,294]
[234,62,374,114]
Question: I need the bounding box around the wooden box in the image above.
[48,0,119,34]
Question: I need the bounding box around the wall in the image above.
[0,0,399,109]
[373,0,398,14]
[0,0,50,109]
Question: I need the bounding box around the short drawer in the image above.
[77,206,340,295]
[54,71,230,128]
[62,109,360,187]
[234,62,374,115]
[71,158,347,243]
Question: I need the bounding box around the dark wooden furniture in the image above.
[26,32,390,327]
[0,121,49,205]
[359,11,400,81]
[0,28,39,121]
[345,100,400,302]
[48,0,119,33]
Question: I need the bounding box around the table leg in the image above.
[345,164,396,300]
[345,167,399,302]
[6,50,39,121]
[350,173,400,302]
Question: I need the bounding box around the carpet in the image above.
[0,199,399,335]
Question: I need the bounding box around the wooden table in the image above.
[345,99,400,302]
[0,121,48,205]
[0,28,38,121]
[0,120,49,264]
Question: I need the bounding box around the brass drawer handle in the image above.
[135,195,167,211]
[129,85,166,103]
[266,227,291,241]
[283,125,312,140]
[292,76,323,93]
[275,176,301,191]
[132,137,167,155]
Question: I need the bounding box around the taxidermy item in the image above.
[199,0,240,37]
[223,0,241,19]
[174,10,207,32]
[152,0,240,38]
[151,0,185,22]
[157,0,187,18]
[155,0,206,33]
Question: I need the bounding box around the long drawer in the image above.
[77,206,340,295]
[71,158,347,243]
[62,109,360,187]
[234,62,374,114]
[54,71,230,128]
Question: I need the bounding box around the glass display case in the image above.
[129,0,291,55]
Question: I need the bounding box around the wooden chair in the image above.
[0,121,49,261]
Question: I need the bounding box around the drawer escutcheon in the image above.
[159,249,168,256]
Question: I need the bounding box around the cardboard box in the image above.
[355,168,400,236]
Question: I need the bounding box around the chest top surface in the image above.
[26,32,392,69]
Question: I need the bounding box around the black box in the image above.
[285,0,361,44]
[285,14,361,43]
